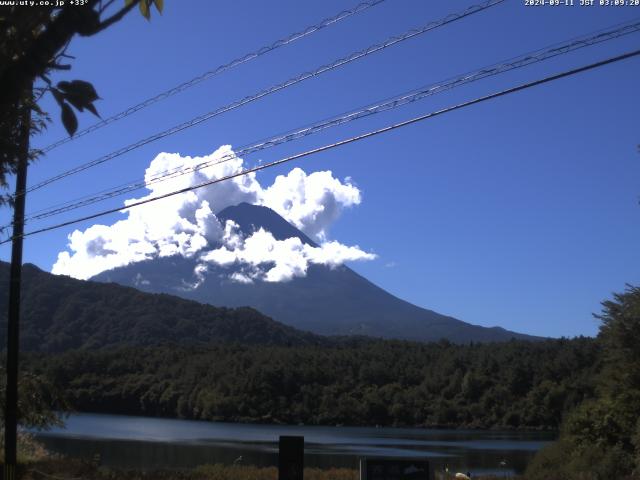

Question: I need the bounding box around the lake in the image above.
[32,413,555,477]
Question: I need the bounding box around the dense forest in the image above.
[3,261,600,432]
[3,261,639,477]
[23,337,598,430]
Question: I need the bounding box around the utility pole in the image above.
[4,93,31,480]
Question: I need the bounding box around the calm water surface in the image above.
[32,413,555,476]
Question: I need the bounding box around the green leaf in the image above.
[71,80,99,102]
[64,94,85,112]
[153,0,163,13]
[58,80,99,103]
[31,103,46,116]
[51,88,64,106]
[139,0,151,19]
[61,103,78,136]
[57,80,71,91]
[85,103,101,118]
[125,0,135,5]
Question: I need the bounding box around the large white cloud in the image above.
[52,146,374,281]
[259,168,361,241]
[199,226,375,283]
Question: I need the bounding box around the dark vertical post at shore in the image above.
[278,435,304,480]
[4,95,31,480]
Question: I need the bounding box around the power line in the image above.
[20,0,505,198]
[3,47,638,246]
[16,18,640,225]
[37,0,388,154]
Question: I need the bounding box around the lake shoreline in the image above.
[31,412,551,476]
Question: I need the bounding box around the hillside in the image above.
[0,261,324,352]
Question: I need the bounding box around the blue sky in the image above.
[1,0,639,338]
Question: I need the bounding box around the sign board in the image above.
[360,457,430,480]
[278,435,304,480]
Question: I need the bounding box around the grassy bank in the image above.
[5,437,518,480]
[15,460,518,480]
[0,435,524,480]
[16,460,356,480]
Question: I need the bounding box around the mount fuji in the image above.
[92,202,539,343]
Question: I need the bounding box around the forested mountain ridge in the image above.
[93,202,542,343]
[0,261,325,351]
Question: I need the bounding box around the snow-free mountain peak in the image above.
[93,203,540,343]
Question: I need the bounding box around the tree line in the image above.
[23,337,599,431]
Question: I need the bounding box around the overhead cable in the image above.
[22,0,505,197]
[38,0,388,154]
[18,18,640,225]
[2,47,638,245]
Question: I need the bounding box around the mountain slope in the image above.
[0,261,324,352]
[94,203,540,343]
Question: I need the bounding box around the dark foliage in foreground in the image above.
[24,337,598,430]
[526,286,640,480]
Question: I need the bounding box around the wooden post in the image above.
[278,435,304,480]
[4,95,31,480]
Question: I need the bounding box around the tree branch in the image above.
[99,0,118,15]
[87,0,140,36]
[0,0,138,111]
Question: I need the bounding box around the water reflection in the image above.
[33,413,554,476]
